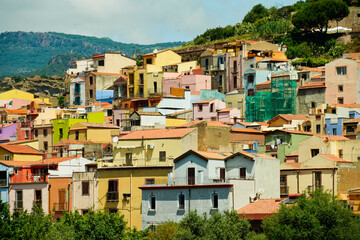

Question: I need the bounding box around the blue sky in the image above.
[0,0,300,44]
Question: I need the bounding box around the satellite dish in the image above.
[112,136,119,143]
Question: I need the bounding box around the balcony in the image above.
[107,192,119,202]
[53,203,67,212]
[280,186,289,196]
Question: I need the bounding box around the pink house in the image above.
[162,72,211,95]
[218,108,241,123]
[325,58,360,105]
[193,99,226,121]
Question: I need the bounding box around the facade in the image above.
[0,143,43,161]
[70,76,86,106]
[0,123,17,141]
[225,89,245,120]
[325,58,360,105]
[140,150,280,229]
[193,99,226,121]
[97,166,172,229]
[68,122,119,143]
[217,107,241,123]
[162,71,211,95]
[0,162,12,203]
[244,68,271,98]
[297,81,326,115]
[72,170,98,214]
[128,111,166,131]
[106,128,198,168]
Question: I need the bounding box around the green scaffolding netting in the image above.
[245,79,296,122]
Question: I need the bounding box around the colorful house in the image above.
[0,162,13,203]
[193,99,226,121]
[68,122,119,143]
[106,128,198,168]
[0,143,43,161]
[0,123,17,142]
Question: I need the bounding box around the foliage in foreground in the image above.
[262,190,360,240]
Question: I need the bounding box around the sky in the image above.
[0,0,300,44]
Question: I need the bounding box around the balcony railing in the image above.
[307,185,323,193]
[280,186,289,196]
[107,192,119,202]
[53,203,67,211]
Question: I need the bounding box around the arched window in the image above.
[212,192,218,209]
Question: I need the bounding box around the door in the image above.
[58,189,66,211]
[188,168,195,185]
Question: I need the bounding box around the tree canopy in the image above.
[243,4,269,24]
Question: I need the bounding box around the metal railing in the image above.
[107,192,119,202]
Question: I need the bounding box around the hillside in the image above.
[0,31,184,77]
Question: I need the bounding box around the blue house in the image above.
[0,162,13,203]
[244,68,271,98]
[325,108,360,135]
[140,150,279,229]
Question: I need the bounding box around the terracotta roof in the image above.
[254,122,269,126]
[282,161,301,169]
[193,99,217,104]
[260,58,290,62]
[344,53,360,60]
[344,117,360,124]
[70,122,119,129]
[118,128,195,140]
[0,161,35,167]
[91,72,125,76]
[318,154,351,163]
[237,199,284,220]
[298,67,325,72]
[311,74,324,79]
[276,129,314,136]
[299,81,326,90]
[231,128,263,134]
[237,122,253,126]
[4,109,27,114]
[194,150,232,160]
[218,108,236,113]
[31,156,82,166]
[255,80,271,86]
[207,121,229,127]
[190,91,200,95]
[332,104,360,108]
[286,150,299,157]
[135,111,162,116]
[0,144,42,155]
[53,139,94,147]
[269,114,310,123]
[142,49,170,57]
[176,120,205,128]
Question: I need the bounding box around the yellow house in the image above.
[102,128,198,168]
[0,143,43,161]
[69,122,120,143]
[97,166,172,229]
[127,65,148,98]
[225,89,245,121]
[280,154,355,197]
[0,89,51,104]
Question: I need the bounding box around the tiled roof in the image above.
[237,199,284,220]
[0,144,42,155]
[71,122,120,129]
[142,49,170,57]
[254,122,269,126]
[270,114,310,123]
[237,122,253,126]
[319,154,351,163]
[299,81,325,90]
[315,134,349,141]
[332,104,360,108]
[5,109,27,114]
[136,111,162,116]
[118,128,195,140]
[175,120,205,128]
[311,74,324,79]
[31,156,82,166]
[286,150,299,157]
[276,129,314,136]
[218,108,236,113]
[53,139,94,147]
[194,150,232,160]
[344,117,360,124]
[282,161,301,169]
[255,80,271,86]
[298,67,325,72]
[231,128,263,134]
[344,53,360,60]
[193,99,217,104]
[207,121,229,127]
[0,161,35,167]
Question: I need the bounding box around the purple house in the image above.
[193,99,226,121]
[218,108,241,123]
[0,123,17,142]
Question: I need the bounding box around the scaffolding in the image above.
[245,79,296,122]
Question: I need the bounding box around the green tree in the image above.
[262,190,360,240]
[57,95,64,108]
[243,4,269,23]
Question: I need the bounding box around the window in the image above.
[349,113,355,119]
[139,74,144,84]
[109,208,118,214]
[16,190,23,210]
[89,76,93,85]
[89,90,93,99]
[248,89,255,97]
[185,86,190,89]
[146,58,152,65]
[238,101,242,109]
[82,181,89,196]
[59,128,63,139]
[220,168,225,181]
[25,130,29,139]
[34,190,42,206]
[338,149,343,159]
[280,175,288,195]
[153,82,157,93]
[212,192,218,209]
[332,128,337,135]
[4,155,10,161]
[188,168,195,185]
[316,124,321,133]
[179,193,185,210]
[233,76,237,88]
[0,171,6,186]
[247,75,254,83]
[338,97,344,104]
[205,58,209,70]
[82,209,89,215]
[219,75,223,86]
[198,104,203,111]
[315,115,321,121]
[338,85,343,92]
[240,168,246,179]
[145,178,155,185]
[311,102,316,108]
[98,60,104,66]
[116,119,120,126]
[314,171,322,189]
[336,66,346,75]
[210,103,214,112]
[126,153,132,165]
[34,130,38,138]
[44,141,48,151]
[75,131,79,140]
[211,117,216,121]
[311,149,319,157]
[43,129,48,137]
[159,151,166,162]
[228,102,232,108]
[107,180,119,201]
[150,194,156,210]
